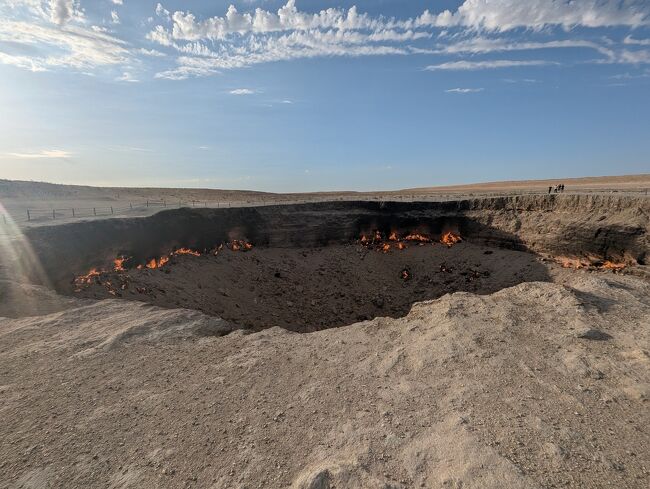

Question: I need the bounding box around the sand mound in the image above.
[1,274,648,488]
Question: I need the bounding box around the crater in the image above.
[21,197,647,332]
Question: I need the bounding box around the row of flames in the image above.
[74,240,253,287]
[359,230,462,252]
[559,257,626,272]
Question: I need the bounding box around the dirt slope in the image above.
[1,272,648,488]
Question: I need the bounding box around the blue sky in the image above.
[0,0,649,191]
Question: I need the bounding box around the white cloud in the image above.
[421,0,650,31]
[445,87,484,93]
[624,36,650,46]
[138,48,166,57]
[3,0,650,81]
[116,71,139,82]
[0,21,130,71]
[426,60,555,71]
[229,88,256,95]
[8,149,72,158]
[155,3,170,21]
[146,1,650,80]
[48,0,78,26]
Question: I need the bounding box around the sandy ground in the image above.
[1,270,648,488]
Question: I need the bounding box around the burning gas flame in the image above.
[560,258,588,269]
[74,268,101,285]
[229,240,253,252]
[440,231,462,247]
[404,233,431,243]
[601,261,626,272]
[173,248,201,257]
[359,230,440,251]
[145,256,170,269]
[114,257,127,271]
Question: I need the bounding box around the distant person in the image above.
[548,186,552,194]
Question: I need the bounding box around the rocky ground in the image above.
[1,269,648,488]
[70,242,551,332]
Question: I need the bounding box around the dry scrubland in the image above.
[0,177,649,488]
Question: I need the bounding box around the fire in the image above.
[440,231,462,247]
[74,268,101,285]
[601,261,626,272]
[230,240,253,252]
[404,233,431,243]
[560,258,588,269]
[173,248,201,256]
[113,257,127,271]
[359,230,437,251]
[146,256,169,269]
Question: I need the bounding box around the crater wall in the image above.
[23,195,649,289]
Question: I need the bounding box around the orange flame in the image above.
[146,256,169,269]
[601,261,625,271]
[381,243,391,253]
[230,240,253,251]
[440,231,462,247]
[114,257,127,271]
[560,258,587,269]
[404,233,431,243]
[397,242,406,250]
[74,268,101,285]
[174,248,201,256]
[388,232,398,241]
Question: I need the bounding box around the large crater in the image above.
[21,195,649,332]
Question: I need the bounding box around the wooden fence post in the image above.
[27,209,31,221]
[72,208,75,217]
[111,206,114,215]
[52,209,56,220]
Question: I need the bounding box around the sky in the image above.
[0,0,649,192]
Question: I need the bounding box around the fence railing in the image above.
[1,188,649,228]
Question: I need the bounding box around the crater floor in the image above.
[72,241,552,332]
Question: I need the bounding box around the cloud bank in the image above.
[0,1,649,79]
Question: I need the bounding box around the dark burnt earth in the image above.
[71,241,549,332]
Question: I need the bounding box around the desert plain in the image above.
[0,175,649,489]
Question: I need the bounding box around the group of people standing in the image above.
[548,184,565,194]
